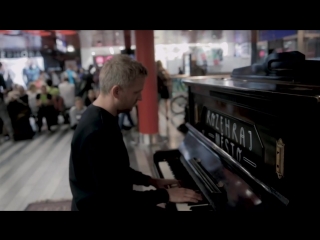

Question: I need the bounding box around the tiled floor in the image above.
[0,101,184,211]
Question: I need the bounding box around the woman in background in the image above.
[84,89,96,107]
[7,86,34,140]
[27,83,38,118]
[156,60,171,120]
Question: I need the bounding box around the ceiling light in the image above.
[67,45,75,52]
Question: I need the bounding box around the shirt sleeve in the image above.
[78,130,169,211]
[129,168,152,187]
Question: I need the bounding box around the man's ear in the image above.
[111,85,121,99]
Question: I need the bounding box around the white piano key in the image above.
[159,161,175,179]
[176,204,191,211]
[159,161,210,211]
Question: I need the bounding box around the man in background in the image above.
[22,58,40,86]
[0,62,14,142]
[69,97,87,130]
[59,78,75,124]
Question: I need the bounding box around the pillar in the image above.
[135,30,159,135]
[124,30,131,50]
[251,30,258,64]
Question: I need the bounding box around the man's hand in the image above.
[149,178,181,189]
[167,188,202,203]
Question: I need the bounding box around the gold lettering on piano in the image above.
[205,110,261,165]
[206,111,253,153]
[225,119,230,138]
[248,131,252,151]
[240,127,245,147]
[232,123,238,143]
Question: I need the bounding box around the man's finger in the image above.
[184,192,203,201]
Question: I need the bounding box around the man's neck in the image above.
[93,94,117,116]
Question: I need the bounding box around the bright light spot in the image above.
[67,45,74,52]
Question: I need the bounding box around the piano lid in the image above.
[183,51,320,98]
[231,51,320,83]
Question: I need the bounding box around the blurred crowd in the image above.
[0,62,99,142]
[0,57,189,144]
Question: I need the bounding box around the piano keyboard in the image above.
[158,161,212,211]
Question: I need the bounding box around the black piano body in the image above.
[154,51,320,211]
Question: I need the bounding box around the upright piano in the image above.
[154,51,320,211]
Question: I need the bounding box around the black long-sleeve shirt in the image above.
[0,73,6,100]
[69,104,169,211]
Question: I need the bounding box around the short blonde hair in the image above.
[99,54,148,95]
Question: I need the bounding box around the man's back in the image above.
[59,82,75,108]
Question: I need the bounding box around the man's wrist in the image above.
[148,177,156,187]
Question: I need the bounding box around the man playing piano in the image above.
[69,54,202,211]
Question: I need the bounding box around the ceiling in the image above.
[0,30,250,50]
[79,30,227,48]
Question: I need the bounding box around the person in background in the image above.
[27,83,38,118]
[177,60,205,134]
[7,86,34,140]
[46,79,60,125]
[36,85,53,132]
[77,65,94,100]
[118,111,135,131]
[47,79,59,97]
[62,64,78,85]
[77,68,85,81]
[0,62,14,141]
[49,70,60,87]
[22,59,41,86]
[84,89,96,107]
[156,60,171,120]
[69,97,86,130]
[178,67,183,74]
[59,78,75,124]
[0,62,15,90]
[34,73,47,90]
[190,60,205,76]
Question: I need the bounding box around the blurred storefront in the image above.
[78,30,320,75]
[0,30,81,87]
